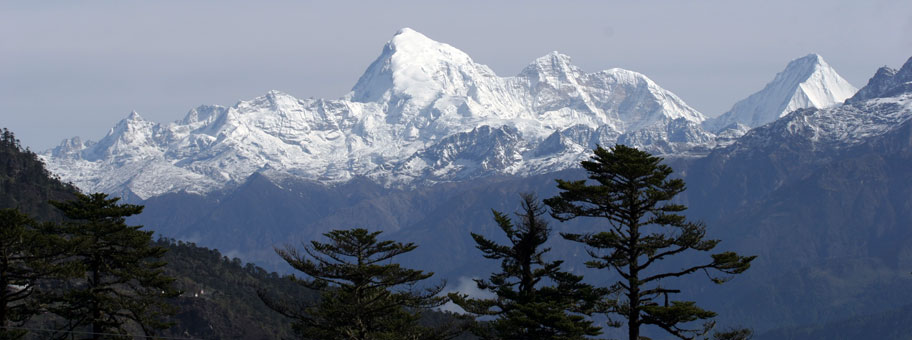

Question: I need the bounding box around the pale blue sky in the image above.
[2,0,911,149]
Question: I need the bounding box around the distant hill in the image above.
[156,238,308,339]
[125,56,912,337]
[3,127,471,339]
[1,127,302,338]
[0,128,78,217]
[757,303,912,340]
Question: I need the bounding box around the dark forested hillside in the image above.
[130,114,912,337]
[0,128,305,339]
[157,238,311,339]
[8,76,912,338]
[0,127,471,340]
[0,128,78,217]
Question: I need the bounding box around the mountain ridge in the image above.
[42,28,717,199]
[705,53,857,132]
[33,53,912,338]
[40,30,867,201]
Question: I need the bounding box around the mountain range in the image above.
[43,28,852,200]
[703,53,857,132]
[681,55,912,337]
[34,28,912,338]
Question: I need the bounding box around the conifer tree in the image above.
[712,327,753,340]
[49,193,179,339]
[449,194,602,340]
[0,128,77,219]
[544,145,755,340]
[0,209,75,339]
[263,228,452,340]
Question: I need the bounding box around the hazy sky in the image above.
[2,1,911,150]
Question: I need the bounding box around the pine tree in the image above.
[712,327,753,340]
[262,228,452,340]
[49,193,180,339]
[0,209,75,339]
[449,194,602,340]
[0,128,78,219]
[543,145,755,340]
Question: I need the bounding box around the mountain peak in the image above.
[899,56,912,78]
[795,53,823,64]
[126,110,144,121]
[381,27,469,64]
[847,56,912,103]
[42,29,729,199]
[112,110,153,136]
[265,89,290,97]
[705,54,857,131]
[385,27,446,57]
[540,51,573,63]
[349,28,492,105]
[779,53,827,80]
[390,27,431,45]
[395,27,417,35]
[520,51,578,79]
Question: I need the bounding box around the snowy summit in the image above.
[40,30,863,200]
[705,54,857,132]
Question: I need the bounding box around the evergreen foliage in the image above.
[0,128,77,218]
[0,209,76,340]
[0,127,470,339]
[544,145,755,340]
[450,194,602,340]
[262,228,452,340]
[713,327,753,340]
[48,193,180,339]
[155,238,316,339]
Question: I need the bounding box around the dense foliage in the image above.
[0,128,76,218]
[545,145,755,340]
[450,194,602,339]
[156,238,316,339]
[263,228,457,340]
[0,209,76,339]
[46,193,180,338]
[0,128,472,339]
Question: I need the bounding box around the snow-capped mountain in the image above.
[846,56,912,104]
[704,54,857,132]
[679,56,912,334]
[719,56,912,157]
[43,28,719,199]
[112,54,912,337]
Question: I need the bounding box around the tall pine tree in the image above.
[262,228,454,340]
[0,209,76,340]
[49,193,179,339]
[450,194,602,340]
[544,145,755,340]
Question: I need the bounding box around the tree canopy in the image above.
[49,193,179,339]
[263,228,455,340]
[544,145,755,340]
[0,208,76,339]
[450,194,602,340]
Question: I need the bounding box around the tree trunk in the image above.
[1,255,9,336]
[628,266,639,340]
[628,207,641,340]
[91,260,101,340]
[0,277,8,336]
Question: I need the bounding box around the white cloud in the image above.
[438,276,496,314]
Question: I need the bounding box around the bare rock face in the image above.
[847,56,912,104]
